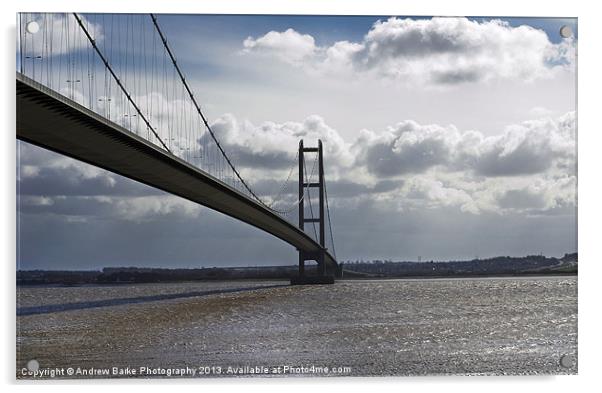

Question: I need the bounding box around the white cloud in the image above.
[21,196,54,207]
[20,165,40,178]
[204,111,575,215]
[241,17,575,86]
[114,196,202,221]
[242,28,317,65]
[402,177,479,214]
[471,111,575,176]
[208,113,354,172]
[355,111,576,179]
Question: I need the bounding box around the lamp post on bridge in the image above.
[24,55,42,80]
[65,79,80,101]
[123,113,137,130]
[98,97,112,119]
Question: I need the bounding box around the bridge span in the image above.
[17,72,338,274]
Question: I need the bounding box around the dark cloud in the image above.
[362,136,451,177]
[497,189,547,210]
[225,146,294,170]
[327,179,403,198]
[432,69,482,85]
[18,142,162,197]
[18,195,112,217]
[17,208,295,270]
[198,134,296,171]
[473,146,555,177]
[17,192,577,270]
[19,166,161,197]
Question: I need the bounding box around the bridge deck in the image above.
[16,73,337,271]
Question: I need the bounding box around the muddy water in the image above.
[16,276,577,378]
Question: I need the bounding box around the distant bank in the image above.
[17,253,576,286]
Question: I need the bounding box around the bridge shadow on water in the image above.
[17,284,289,316]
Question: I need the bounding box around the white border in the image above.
[2,1,600,392]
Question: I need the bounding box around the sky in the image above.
[16,13,577,270]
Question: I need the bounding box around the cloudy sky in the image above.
[17,14,577,270]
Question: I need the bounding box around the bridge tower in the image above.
[293,140,334,285]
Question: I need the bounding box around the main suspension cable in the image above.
[149,14,267,206]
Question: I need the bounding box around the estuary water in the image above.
[16,276,577,378]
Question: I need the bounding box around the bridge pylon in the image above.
[291,139,335,285]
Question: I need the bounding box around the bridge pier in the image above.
[292,251,334,285]
[291,140,335,285]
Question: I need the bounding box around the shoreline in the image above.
[16,271,577,287]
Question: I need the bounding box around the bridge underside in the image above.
[16,73,337,272]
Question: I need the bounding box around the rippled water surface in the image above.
[16,276,577,377]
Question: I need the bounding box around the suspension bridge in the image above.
[16,13,339,284]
